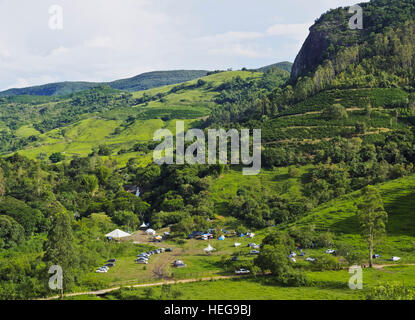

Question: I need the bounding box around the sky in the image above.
[0,0,369,90]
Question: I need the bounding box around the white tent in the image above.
[139,223,147,229]
[146,228,156,235]
[105,229,131,239]
[204,244,215,253]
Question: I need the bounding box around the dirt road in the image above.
[41,274,246,300]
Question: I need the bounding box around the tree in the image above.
[98,145,112,156]
[43,212,77,299]
[0,215,25,249]
[322,104,348,120]
[49,152,65,163]
[254,244,306,285]
[0,167,5,198]
[357,186,388,268]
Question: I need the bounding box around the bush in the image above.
[312,254,342,271]
[49,152,65,163]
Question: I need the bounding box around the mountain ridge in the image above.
[0,62,292,98]
[0,70,210,97]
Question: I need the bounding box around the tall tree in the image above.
[357,186,388,268]
[43,212,77,299]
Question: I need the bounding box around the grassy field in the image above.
[70,265,415,300]
[13,70,262,164]
[287,173,415,263]
[210,166,312,214]
[17,117,201,165]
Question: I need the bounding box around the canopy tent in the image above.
[139,223,147,229]
[105,229,131,239]
[204,244,215,253]
[218,235,225,240]
[145,228,156,235]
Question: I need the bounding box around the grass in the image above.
[286,173,415,263]
[71,265,415,300]
[210,166,312,214]
[17,117,202,164]
[13,70,263,163]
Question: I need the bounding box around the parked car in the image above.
[96,266,108,273]
[165,248,172,252]
[96,269,107,273]
[373,254,381,259]
[299,252,306,257]
[250,250,260,255]
[232,256,239,261]
[136,260,148,264]
[391,256,401,262]
[104,263,115,268]
[106,259,116,263]
[306,257,316,262]
[173,260,186,268]
[137,257,148,261]
[326,249,336,254]
[235,268,250,275]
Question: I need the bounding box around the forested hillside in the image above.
[0,70,210,97]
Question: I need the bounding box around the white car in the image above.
[136,260,148,264]
[96,267,108,273]
[306,257,316,262]
[391,256,401,262]
[326,249,336,254]
[235,268,250,275]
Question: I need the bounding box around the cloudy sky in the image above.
[0,0,367,90]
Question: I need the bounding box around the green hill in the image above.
[256,61,293,73]
[0,70,210,97]
[2,69,283,163]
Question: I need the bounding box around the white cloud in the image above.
[84,36,113,49]
[208,44,274,58]
[198,31,264,44]
[0,0,371,90]
[266,23,312,41]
